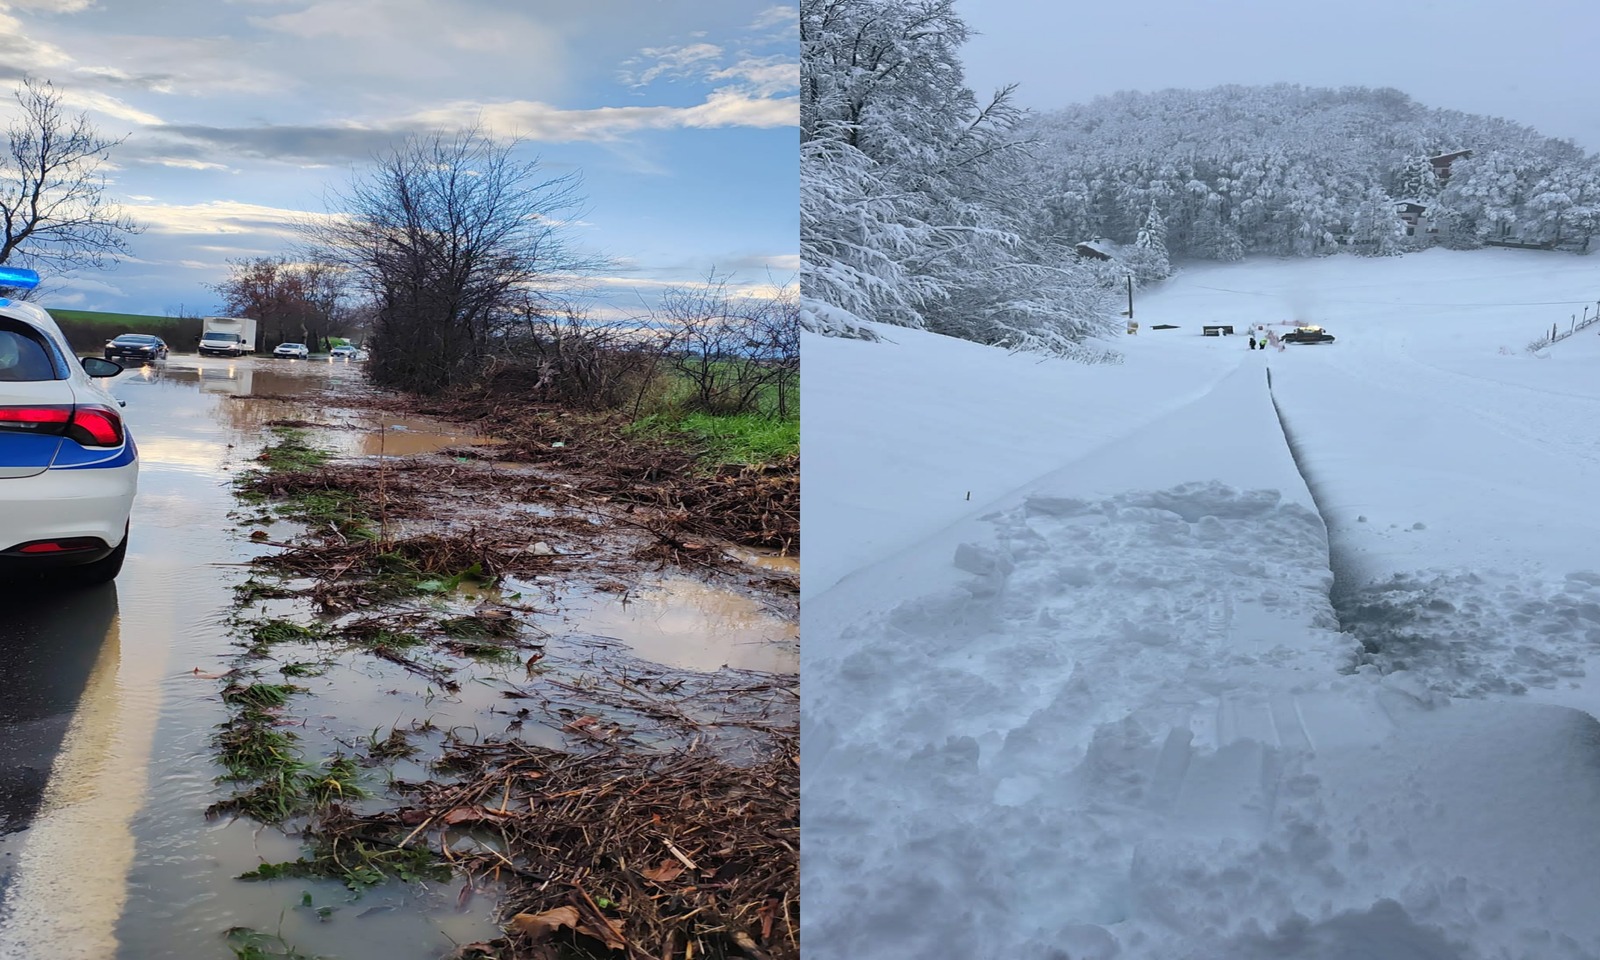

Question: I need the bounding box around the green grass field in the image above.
[47,309,204,353]
[631,410,798,464]
[47,308,176,327]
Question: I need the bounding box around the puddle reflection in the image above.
[549,576,799,675]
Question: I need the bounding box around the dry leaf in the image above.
[443,806,509,825]
[758,898,778,941]
[508,906,626,952]
[639,859,685,884]
[579,914,627,951]
[509,905,581,941]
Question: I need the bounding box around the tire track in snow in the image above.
[1263,364,1358,614]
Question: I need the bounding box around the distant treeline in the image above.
[1026,84,1600,259]
[48,310,205,354]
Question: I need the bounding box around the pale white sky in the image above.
[960,0,1600,151]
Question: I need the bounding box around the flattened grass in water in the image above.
[209,751,366,824]
[239,430,376,539]
[224,926,323,960]
[254,427,333,472]
[211,672,365,823]
[222,681,303,709]
[216,711,300,781]
[239,836,450,892]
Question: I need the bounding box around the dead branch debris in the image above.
[346,391,798,552]
[343,736,798,960]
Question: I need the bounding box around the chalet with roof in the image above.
[1074,238,1117,261]
[1395,199,1429,236]
[1429,149,1472,181]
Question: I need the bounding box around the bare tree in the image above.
[0,77,142,270]
[493,294,677,413]
[658,278,799,417]
[306,126,599,394]
[211,255,349,351]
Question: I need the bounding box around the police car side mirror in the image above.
[82,356,123,378]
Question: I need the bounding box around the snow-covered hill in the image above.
[802,248,1600,959]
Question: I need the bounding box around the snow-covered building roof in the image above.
[1074,238,1120,261]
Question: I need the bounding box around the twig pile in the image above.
[404,397,800,551]
[342,737,799,960]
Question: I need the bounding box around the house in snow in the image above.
[1395,199,1430,237]
[1429,149,1472,181]
[1074,238,1118,261]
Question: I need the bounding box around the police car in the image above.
[0,266,137,586]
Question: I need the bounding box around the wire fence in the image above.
[1528,301,1600,351]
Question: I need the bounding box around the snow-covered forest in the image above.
[801,0,1600,354]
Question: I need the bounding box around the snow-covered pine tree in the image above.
[1126,202,1171,281]
[1348,187,1405,255]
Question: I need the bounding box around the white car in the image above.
[273,342,310,360]
[0,266,137,586]
[328,345,360,360]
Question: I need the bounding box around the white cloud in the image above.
[406,88,797,142]
[148,157,232,172]
[750,5,797,31]
[0,10,75,73]
[619,41,724,87]
[709,55,796,99]
[127,198,329,239]
[0,0,95,12]
[761,254,800,272]
[56,87,164,126]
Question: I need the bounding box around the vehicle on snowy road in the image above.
[1283,325,1336,344]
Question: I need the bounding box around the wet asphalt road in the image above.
[0,583,120,839]
[0,355,357,956]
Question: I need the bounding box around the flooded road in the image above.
[0,355,797,959]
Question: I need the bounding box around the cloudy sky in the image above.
[961,0,1600,152]
[0,0,797,318]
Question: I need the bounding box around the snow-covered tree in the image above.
[1124,203,1171,281]
[800,0,1121,354]
[1347,187,1406,255]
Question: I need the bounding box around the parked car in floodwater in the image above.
[0,266,138,586]
[104,333,169,364]
[273,342,310,360]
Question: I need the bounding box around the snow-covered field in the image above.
[802,248,1600,959]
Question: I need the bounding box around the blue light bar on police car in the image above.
[0,266,41,290]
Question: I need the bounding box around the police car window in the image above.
[0,323,59,382]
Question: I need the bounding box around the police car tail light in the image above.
[0,405,72,433]
[66,404,124,447]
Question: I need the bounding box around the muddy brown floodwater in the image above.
[0,355,798,959]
